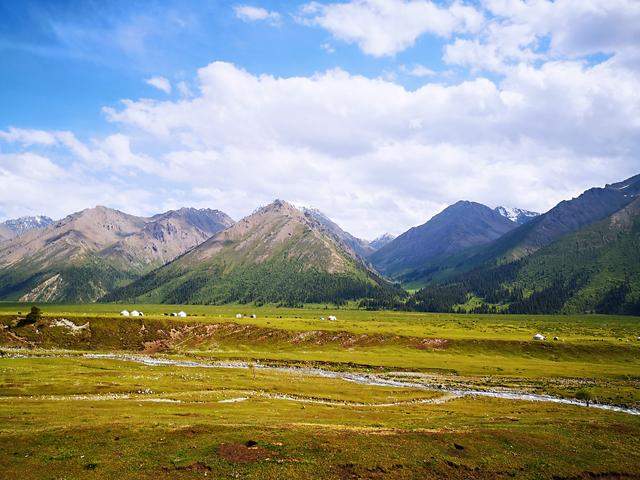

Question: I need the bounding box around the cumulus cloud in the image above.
[0,127,59,146]
[301,0,640,71]
[2,1,640,238]
[234,5,281,25]
[98,58,639,236]
[299,0,484,56]
[145,76,172,93]
[0,151,157,221]
[445,0,640,72]
[400,64,436,77]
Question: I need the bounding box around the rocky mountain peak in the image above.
[495,206,540,225]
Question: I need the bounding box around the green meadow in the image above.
[1,302,639,478]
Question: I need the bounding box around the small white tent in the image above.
[131,310,140,317]
[533,333,545,341]
[235,313,243,319]
[328,315,337,321]
[120,310,130,317]
[178,311,187,318]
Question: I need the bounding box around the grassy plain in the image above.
[1,303,639,478]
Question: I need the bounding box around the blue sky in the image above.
[1,0,639,238]
[0,0,452,133]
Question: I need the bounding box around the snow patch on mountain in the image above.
[1,215,54,237]
[370,233,396,250]
[494,207,539,225]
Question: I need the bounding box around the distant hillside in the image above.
[106,200,396,306]
[0,206,233,302]
[302,207,374,258]
[101,207,234,273]
[369,201,517,282]
[410,197,640,315]
[494,206,539,225]
[0,215,53,242]
[409,174,640,285]
[369,233,395,251]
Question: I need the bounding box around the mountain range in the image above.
[494,206,539,225]
[1,173,638,313]
[406,174,640,314]
[369,233,395,250]
[105,200,393,306]
[0,207,233,302]
[301,207,375,259]
[0,215,53,242]
[369,201,520,284]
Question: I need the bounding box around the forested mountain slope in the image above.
[0,206,233,302]
[404,174,640,286]
[105,200,397,306]
[370,201,517,281]
[410,197,640,314]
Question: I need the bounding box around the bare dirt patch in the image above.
[0,315,450,353]
[153,322,449,351]
[164,461,211,473]
[217,442,275,463]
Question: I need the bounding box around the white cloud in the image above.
[0,151,156,221]
[0,127,58,146]
[176,80,193,97]
[300,0,484,56]
[99,59,639,237]
[321,42,336,53]
[445,0,640,73]
[2,2,640,237]
[301,0,640,70]
[400,64,436,77]
[145,76,172,94]
[234,5,281,25]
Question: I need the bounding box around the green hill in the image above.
[370,201,517,281]
[105,200,398,306]
[0,206,233,302]
[403,174,640,287]
[411,197,640,314]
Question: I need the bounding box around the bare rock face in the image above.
[301,207,374,259]
[102,208,235,272]
[0,205,234,302]
[0,215,53,242]
[369,233,395,251]
[187,200,354,274]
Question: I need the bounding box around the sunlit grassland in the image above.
[1,356,639,479]
[1,303,639,478]
[1,302,639,341]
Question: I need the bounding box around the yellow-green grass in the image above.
[1,356,639,479]
[0,356,442,404]
[2,302,640,342]
[2,303,640,408]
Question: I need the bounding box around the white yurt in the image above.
[178,311,187,318]
[328,315,337,321]
[533,333,545,341]
[130,310,140,317]
[120,310,130,317]
[236,313,243,319]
